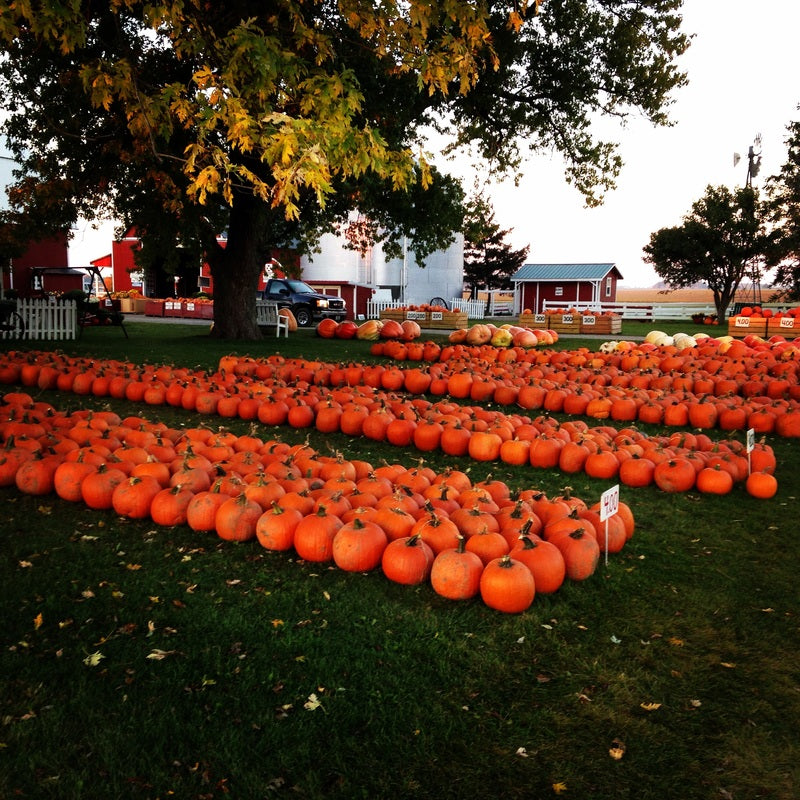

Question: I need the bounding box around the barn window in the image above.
[555,286,563,296]
[605,276,612,297]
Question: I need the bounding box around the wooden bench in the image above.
[256,300,289,338]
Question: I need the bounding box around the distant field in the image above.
[616,287,716,303]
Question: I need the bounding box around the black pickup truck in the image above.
[262,278,347,327]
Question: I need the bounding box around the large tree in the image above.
[764,113,800,300]
[0,1,689,339]
[643,185,765,320]
[462,186,528,305]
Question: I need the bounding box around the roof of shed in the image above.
[511,263,622,282]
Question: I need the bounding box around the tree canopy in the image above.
[0,0,690,338]
[643,184,765,320]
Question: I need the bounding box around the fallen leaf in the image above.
[610,635,621,644]
[126,563,142,571]
[146,621,156,637]
[79,535,98,542]
[18,560,32,568]
[552,782,568,794]
[640,702,662,711]
[720,662,736,669]
[271,619,284,628]
[688,699,702,708]
[33,613,43,630]
[37,505,52,515]
[146,649,178,660]
[515,746,528,757]
[81,589,95,599]
[83,651,105,667]
[303,693,323,711]
[609,739,626,760]
[516,636,525,643]
[322,591,331,601]
[668,637,685,647]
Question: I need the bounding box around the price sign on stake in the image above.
[599,485,620,566]
[746,427,755,476]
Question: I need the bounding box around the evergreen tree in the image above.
[463,187,529,310]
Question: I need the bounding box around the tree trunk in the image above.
[209,195,269,340]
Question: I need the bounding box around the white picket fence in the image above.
[542,300,719,321]
[366,298,485,320]
[1,298,78,340]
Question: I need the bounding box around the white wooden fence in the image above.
[366,298,485,320]
[0,298,78,340]
[542,300,719,322]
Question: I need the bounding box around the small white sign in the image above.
[582,315,596,326]
[735,316,751,327]
[534,313,546,324]
[746,427,755,453]
[779,317,795,328]
[562,314,574,324]
[600,485,620,522]
[431,312,443,321]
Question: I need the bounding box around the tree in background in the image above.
[643,185,765,321]
[0,1,689,339]
[463,185,528,309]
[764,114,800,300]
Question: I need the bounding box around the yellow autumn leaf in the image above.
[34,613,43,630]
[720,662,736,669]
[640,702,662,711]
[304,693,323,711]
[83,651,105,667]
[668,637,685,647]
[552,782,568,794]
[507,10,524,32]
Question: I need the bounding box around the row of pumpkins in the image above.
[314,317,559,348]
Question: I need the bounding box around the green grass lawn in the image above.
[1,321,798,800]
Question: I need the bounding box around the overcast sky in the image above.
[469,0,800,287]
[26,3,800,284]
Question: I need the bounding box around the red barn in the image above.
[3,231,76,297]
[512,263,622,314]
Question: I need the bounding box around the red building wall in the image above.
[5,232,72,296]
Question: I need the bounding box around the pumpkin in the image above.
[745,470,778,499]
[112,474,162,519]
[381,534,435,585]
[479,554,535,613]
[214,493,262,542]
[256,503,303,551]
[293,506,343,562]
[150,485,195,527]
[554,528,600,581]
[430,535,484,600]
[316,318,338,338]
[332,517,388,572]
[509,535,565,594]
